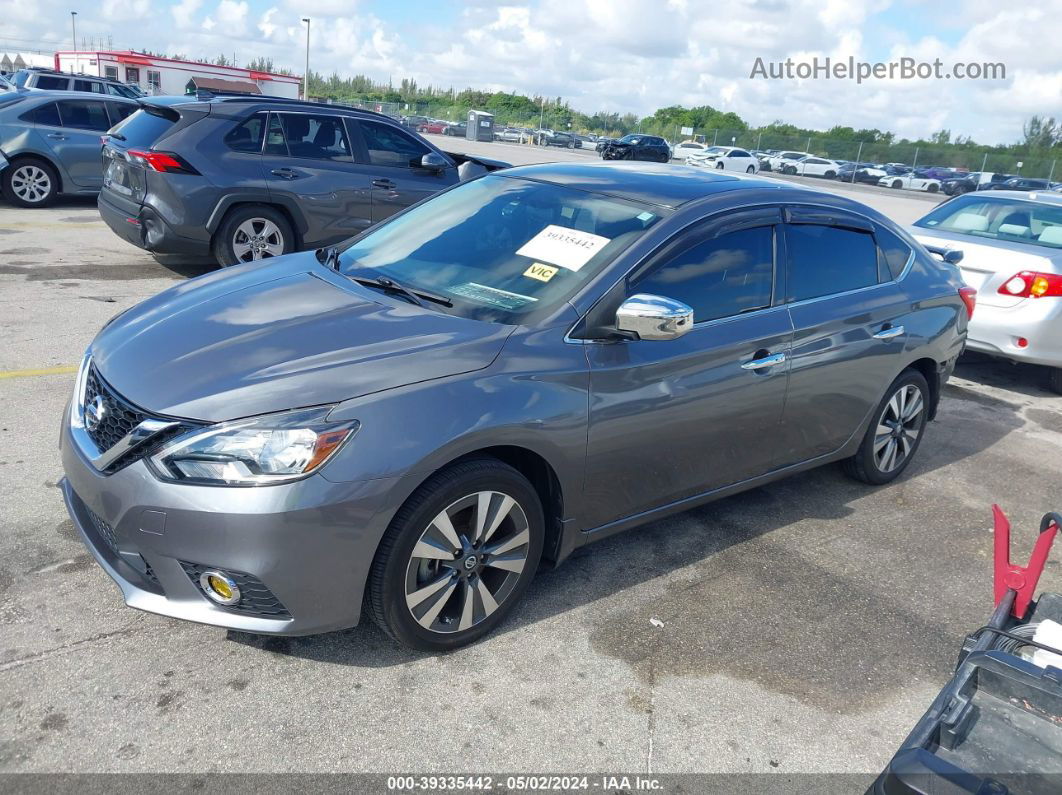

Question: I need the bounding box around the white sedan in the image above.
[671,141,709,161]
[780,156,840,178]
[879,173,942,193]
[762,151,810,172]
[686,146,760,173]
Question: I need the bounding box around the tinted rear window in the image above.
[786,224,880,301]
[109,107,175,147]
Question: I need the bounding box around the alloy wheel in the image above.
[404,491,530,635]
[873,384,925,473]
[232,218,285,262]
[10,165,52,204]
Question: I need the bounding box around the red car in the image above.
[417,121,448,135]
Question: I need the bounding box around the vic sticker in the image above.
[516,225,610,272]
[523,263,559,282]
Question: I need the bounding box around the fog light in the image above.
[200,570,240,605]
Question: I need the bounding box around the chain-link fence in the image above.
[656,127,1058,181]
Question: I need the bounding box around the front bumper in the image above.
[966,298,1062,368]
[60,416,398,635]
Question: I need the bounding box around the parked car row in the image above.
[0,89,510,267]
[1,66,145,99]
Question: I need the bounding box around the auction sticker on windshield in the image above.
[451,283,538,310]
[523,263,559,282]
[516,225,610,271]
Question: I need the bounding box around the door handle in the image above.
[372,178,396,189]
[47,133,67,140]
[270,168,299,180]
[741,352,786,370]
[873,325,905,340]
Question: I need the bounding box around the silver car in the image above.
[910,190,1062,393]
[0,89,137,206]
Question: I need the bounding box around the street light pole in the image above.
[302,18,310,100]
[71,11,78,51]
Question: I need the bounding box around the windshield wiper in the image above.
[351,275,453,308]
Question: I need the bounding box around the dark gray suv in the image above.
[62,164,972,651]
[97,95,507,266]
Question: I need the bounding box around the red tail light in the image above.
[997,271,1062,299]
[127,149,200,175]
[958,286,977,319]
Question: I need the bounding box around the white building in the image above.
[54,50,302,99]
[1,52,55,73]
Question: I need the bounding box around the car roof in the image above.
[500,161,803,209]
[149,93,398,122]
[5,88,137,102]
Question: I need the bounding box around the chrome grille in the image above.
[83,365,145,453]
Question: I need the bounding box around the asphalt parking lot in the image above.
[1,145,1061,782]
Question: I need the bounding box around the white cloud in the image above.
[171,0,203,29]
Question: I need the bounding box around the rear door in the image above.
[261,111,374,246]
[348,118,458,223]
[777,208,913,465]
[40,98,113,188]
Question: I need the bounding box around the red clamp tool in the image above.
[992,504,1061,620]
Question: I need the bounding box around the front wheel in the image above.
[367,458,544,651]
[746,165,756,173]
[824,170,836,179]
[927,183,939,193]
[892,180,903,189]
[843,370,930,485]
[716,161,725,170]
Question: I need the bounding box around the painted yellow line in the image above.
[0,365,78,380]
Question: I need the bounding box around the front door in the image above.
[583,210,793,529]
[349,118,457,223]
[262,111,374,246]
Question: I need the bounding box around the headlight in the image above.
[149,407,358,486]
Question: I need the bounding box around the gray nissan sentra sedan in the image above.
[60,163,972,651]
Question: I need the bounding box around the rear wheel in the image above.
[1,157,59,208]
[825,170,836,179]
[367,458,544,651]
[843,370,930,485]
[1048,367,1062,395]
[212,205,294,267]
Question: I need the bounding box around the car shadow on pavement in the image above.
[953,352,1059,400]
[240,380,1030,708]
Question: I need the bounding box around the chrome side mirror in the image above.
[615,294,694,341]
[418,152,449,172]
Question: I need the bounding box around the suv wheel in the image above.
[2,158,59,208]
[367,458,544,652]
[843,369,930,485]
[213,205,294,267]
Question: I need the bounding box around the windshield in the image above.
[337,175,663,322]
[914,196,1062,249]
[618,135,641,144]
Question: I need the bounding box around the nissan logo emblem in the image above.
[85,395,107,432]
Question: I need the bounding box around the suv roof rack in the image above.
[191,90,398,121]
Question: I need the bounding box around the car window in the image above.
[73,79,104,94]
[107,102,136,125]
[276,113,351,162]
[224,114,266,153]
[55,100,111,131]
[263,113,289,156]
[786,224,880,301]
[358,119,430,167]
[109,107,176,147]
[732,150,750,157]
[914,196,1062,249]
[635,226,775,323]
[875,226,913,280]
[34,75,69,90]
[22,102,61,126]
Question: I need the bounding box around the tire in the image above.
[892,180,903,189]
[746,165,755,173]
[211,205,294,267]
[825,170,836,179]
[716,161,725,170]
[1,157,59,208]
[367,457,545,652]
[1048,367,1062,396]
[762,163,772,172]
[843,369,931,485]
[927,183,939,193]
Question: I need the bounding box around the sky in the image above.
[2,0,1061,145]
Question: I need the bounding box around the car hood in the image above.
[90,255,514,423]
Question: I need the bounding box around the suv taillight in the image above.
[959,286,977,319]
[127,149,200,175]
[998,271,1062,299]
